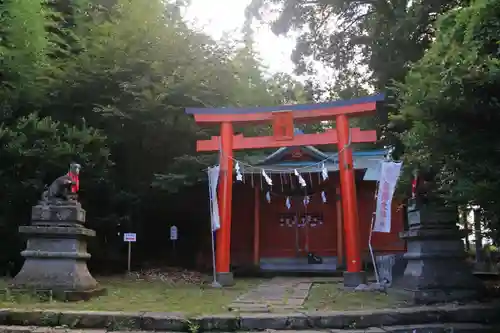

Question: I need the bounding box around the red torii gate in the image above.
[186,94,384,286]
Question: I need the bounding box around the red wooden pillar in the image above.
[253,184,260,266]
[336,114,365,285]
[336,186,344,267]
[216,122,235,285]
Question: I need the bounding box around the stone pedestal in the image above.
[394,200,485,304]
[343,271,367,287]
[216,272,235,287]
[376,254,406,287]
[11,201,105,301]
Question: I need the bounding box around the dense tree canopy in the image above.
[247,0,474,153]
[0,0,308,273]
[396,0,500,237]
[247,0,500,244]
[247,0,468,90]
[3,0,499,272]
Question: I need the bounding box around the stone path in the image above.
[229,277,339,313]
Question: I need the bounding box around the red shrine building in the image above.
[186,94,405,287]
[230,143,406,273]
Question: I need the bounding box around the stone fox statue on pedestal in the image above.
[41,163,81,203]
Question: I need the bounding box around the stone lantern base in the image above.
[393,203,486,304]
[10,202,105,301]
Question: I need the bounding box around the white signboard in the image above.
[373,161,403,233]
[170,225,178,240]
[123,233,137,242]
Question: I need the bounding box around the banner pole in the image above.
[369,176,381,284]
[371,157,403,286]
[210,230,218,286]
[127,241,132,273]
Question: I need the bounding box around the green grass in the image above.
[304,282,408,311]
[0,277,260,315]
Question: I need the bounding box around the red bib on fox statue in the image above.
[68,163,81,194]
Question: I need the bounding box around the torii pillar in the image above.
[337,114,364,285]
[186,94,383,287]
[216,122,234,285]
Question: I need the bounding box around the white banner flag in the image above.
[373,161,403,233]
[207,165,220,231]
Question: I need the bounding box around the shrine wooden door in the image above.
[296,194,337,257]
[260,194,337,258]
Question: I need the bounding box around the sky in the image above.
[184,0,297,76]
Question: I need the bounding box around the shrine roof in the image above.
[256,128,386,166]
[250,140,386,180]
[257,128,328,164]
[256,149,386,166]
[186,94,384,115]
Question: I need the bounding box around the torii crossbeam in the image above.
[186,94,384,287]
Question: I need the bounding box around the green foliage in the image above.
[0,0,52,112]
[396,0,500,227]
[0,0,308,270]
[0,113,110,199]
[247,0,471,154]
[247,0,467,90]
[0,113,110,270]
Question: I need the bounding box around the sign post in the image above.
[170,225,178,255]
[123,233,136,272]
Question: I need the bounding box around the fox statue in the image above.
[40,163,81,203]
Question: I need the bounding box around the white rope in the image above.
[213,127,354,174]
[204,128,389,177]
[224,150,342,173]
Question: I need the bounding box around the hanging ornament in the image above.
[285,197,291,210]
[321,191,327,203]
[262,169,273,186]
[235,162,243,182]
[266,191,271,203]
[321,163,329,181]
[294,169,307,188]
[299,176,307,188]
[303,195,310,206]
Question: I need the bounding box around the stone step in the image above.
[259,257,337,272]
[0,303,498,331]
[0,323,495,333]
